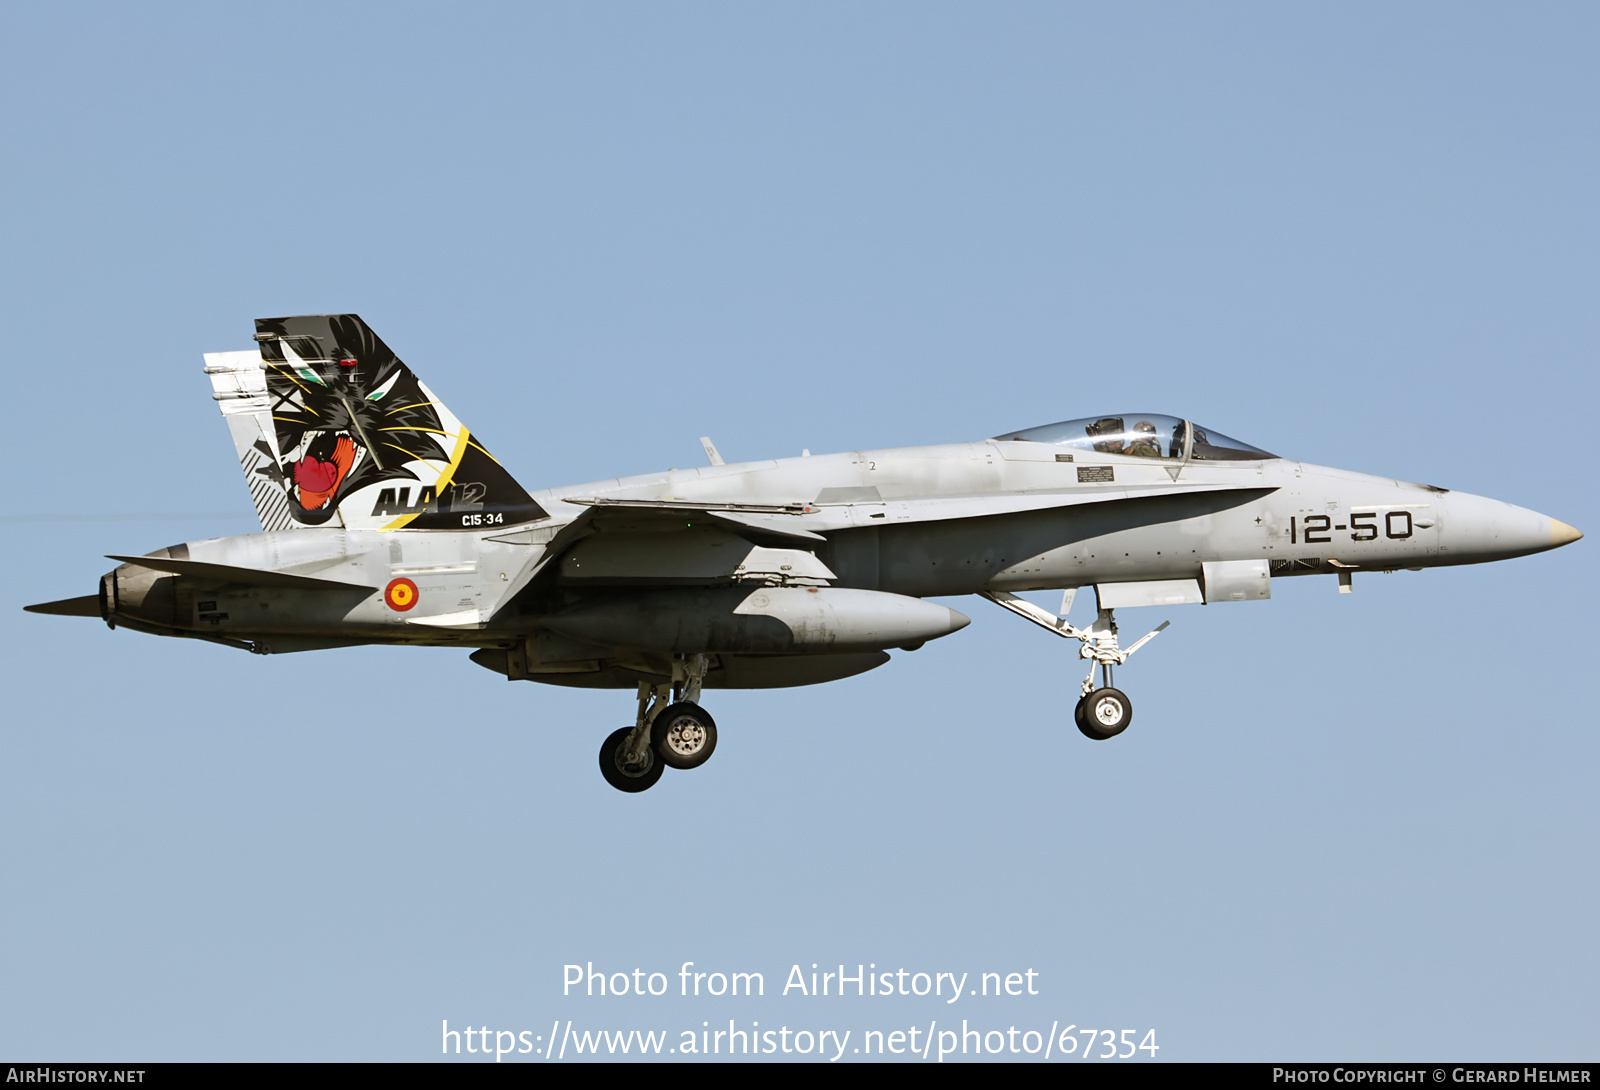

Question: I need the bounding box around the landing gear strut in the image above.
[598,654,719,792]
[982,591,1167,742]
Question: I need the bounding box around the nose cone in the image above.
[1442,492,1583,564]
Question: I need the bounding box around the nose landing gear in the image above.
[982,591,1167,742]
[598,653,719,792]
[1076,678,1132,740]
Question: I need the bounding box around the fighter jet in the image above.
[25,314,1583,792]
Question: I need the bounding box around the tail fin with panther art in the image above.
[204,314,547,532]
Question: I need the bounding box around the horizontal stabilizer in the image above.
[23,595,101,617]
[106,555,375,592]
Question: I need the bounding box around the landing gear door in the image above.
[1201,559,1271,602]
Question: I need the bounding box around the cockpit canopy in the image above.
[993,414,1276,462]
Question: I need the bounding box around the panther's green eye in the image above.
[367,373,401,402]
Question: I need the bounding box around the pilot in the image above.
[1125,420,1161,458]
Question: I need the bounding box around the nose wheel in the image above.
[982,592,1165,742]
[1076,686,1132,740]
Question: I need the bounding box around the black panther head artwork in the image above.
[253,314,547,530]
[258,315,448,524]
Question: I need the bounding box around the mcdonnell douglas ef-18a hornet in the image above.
[26,315,1584,791]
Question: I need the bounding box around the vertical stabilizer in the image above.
[206,314,547,531]
[206,349,297,531]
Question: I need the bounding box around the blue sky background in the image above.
[1,2,1594,1062]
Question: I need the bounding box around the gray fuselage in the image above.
[98,438,1577,680]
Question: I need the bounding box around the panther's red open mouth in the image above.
[291,436,356,510]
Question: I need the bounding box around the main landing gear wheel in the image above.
[1076,687,1132,740]
[599,727,664,793]
[651,702,718,770]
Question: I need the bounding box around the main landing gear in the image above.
[981,591,1168,742]
[598,653,720,793]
